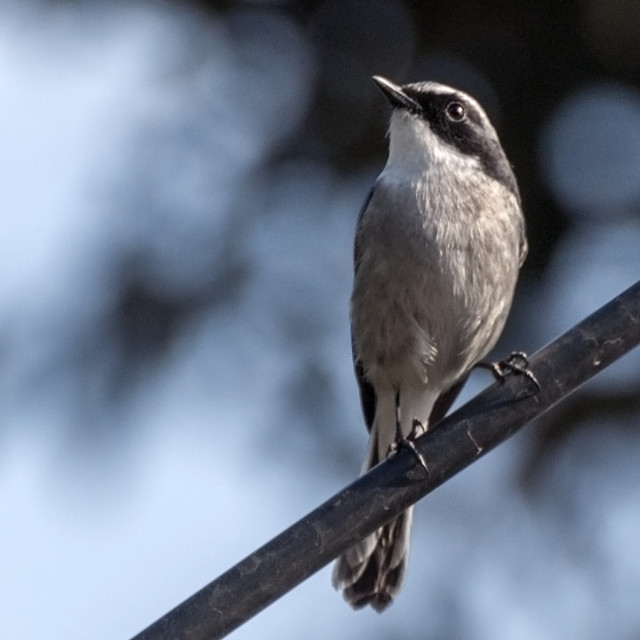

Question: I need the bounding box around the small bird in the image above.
[332,76,528,611]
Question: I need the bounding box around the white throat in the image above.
[382,110,480,182]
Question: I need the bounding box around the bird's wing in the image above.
[352,186,377,432]
[428,373,470,426]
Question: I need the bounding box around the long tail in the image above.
[332,423,413,612]
[332,509,413,611]
[334,377,468,610]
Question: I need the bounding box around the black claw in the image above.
[476,351,541,393]
[389,390,430,475]
[396,436,429,475]
[389,432,430,476]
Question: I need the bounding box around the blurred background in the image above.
[2,1,640,638]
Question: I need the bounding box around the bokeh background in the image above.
[2,1,640,638]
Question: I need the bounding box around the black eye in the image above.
[445,101,466,122]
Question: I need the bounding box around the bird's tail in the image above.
[332,508,413,611]
[332,424,413,612]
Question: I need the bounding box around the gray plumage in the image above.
[332,77,527,611]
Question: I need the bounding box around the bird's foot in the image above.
[475,351,541,392]
[388,419,429,476]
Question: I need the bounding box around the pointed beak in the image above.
[372,76,420,112]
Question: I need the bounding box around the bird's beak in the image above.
[372,76,420,112]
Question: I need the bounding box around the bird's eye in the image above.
[446,101,466,122]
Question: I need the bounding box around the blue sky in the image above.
[2,2,640,639]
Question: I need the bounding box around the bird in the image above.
[332,76,529,611]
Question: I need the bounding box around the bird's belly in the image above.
[351,246,512,391]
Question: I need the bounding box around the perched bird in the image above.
[333,76,528,611]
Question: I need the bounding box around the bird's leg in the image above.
[410,418,427,438]
[394,388,402,442]
[387,388,429,475]
[475,351,541,392]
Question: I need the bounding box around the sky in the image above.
[1,2,640,640]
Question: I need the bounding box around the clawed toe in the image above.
[475,351,541,392]
[388,419,429,475]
